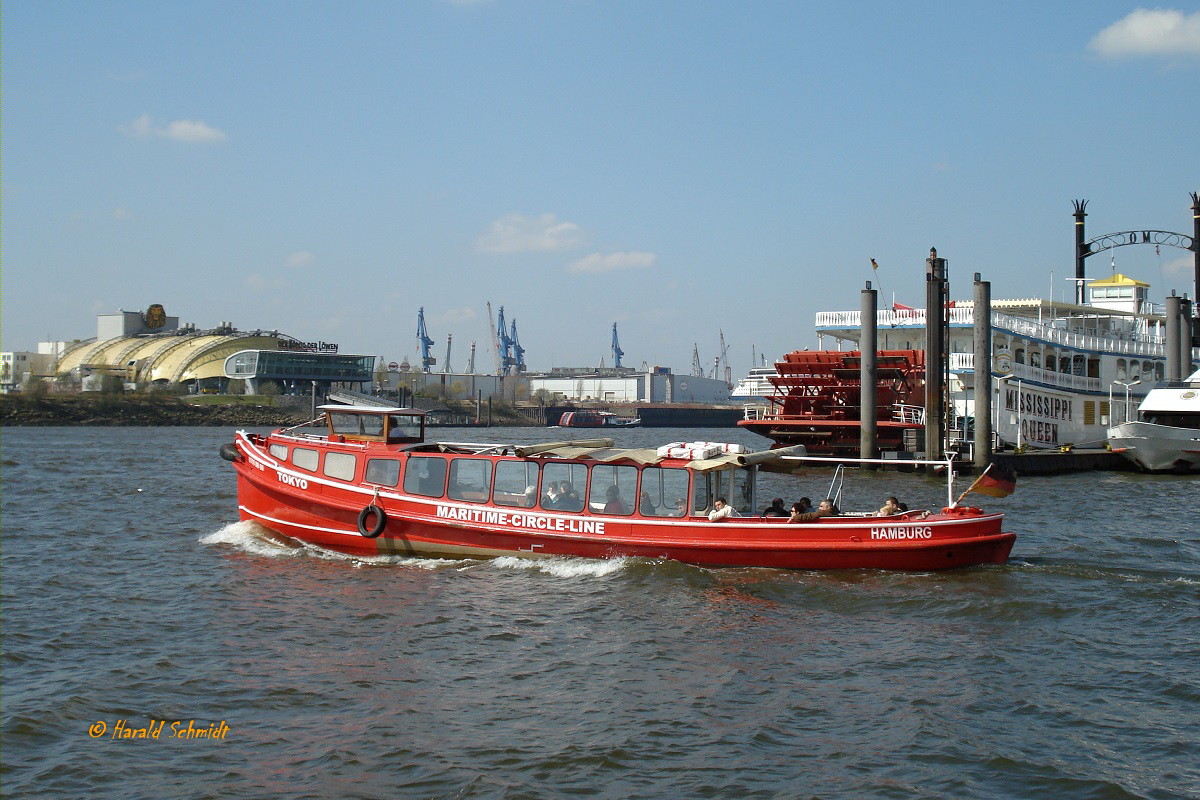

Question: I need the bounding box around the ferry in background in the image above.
[1107,366,1200,472]
[731,364,780,404]
[557,410,641,428]
[741,272,1200,454]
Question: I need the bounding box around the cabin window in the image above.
[639,467,690,517]
[493,461,539,507]
[328,412,384,438]
[1014,348,1025,365]
[323,452,358,482]
[540,463,586,512]
[1059,356,1071,373]
[365,458,400,487]
[447,458,492,503]
[387,414,423,442]
[1129,361,1141,380]
[269,443,288,461]
[292,448,319,472]
[589,464,636,516]
[1073,355,1086,376]
[403,456,447,498]
[1155,362,1164,381]
[1115,359,1127,381]
[1029,352,1041,369]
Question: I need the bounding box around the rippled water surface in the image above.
[3,426,1198,799]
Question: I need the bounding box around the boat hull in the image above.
[1106,421,1200,472]
[232,437,1013,571]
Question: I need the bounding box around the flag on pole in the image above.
[960,464,1017,501]
[870,258,879,272]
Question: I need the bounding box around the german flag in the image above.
[965,465,1017,498]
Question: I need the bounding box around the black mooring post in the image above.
[924,248,948,460]
[860,283,878,462]
[1192,192,1200,345]
[1074,199,1088,305]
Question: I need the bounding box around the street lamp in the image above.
[1113,378,1141,424]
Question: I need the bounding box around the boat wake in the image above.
[489,555,632,578]
[199,521,461,570]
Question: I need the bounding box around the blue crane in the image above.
[611,322,624,369]
[495,305,514,373]
[510,318,526,373]
[416,307,436,372]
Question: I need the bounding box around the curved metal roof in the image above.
[54,331,300,384]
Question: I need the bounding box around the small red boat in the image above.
[557,410,641,428]
[221,405,1015,570]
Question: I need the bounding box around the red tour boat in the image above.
[221,405,1015,570]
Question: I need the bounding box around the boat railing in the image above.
[742,404,772,420]
[778,453,962,508]
[893,404,925,425]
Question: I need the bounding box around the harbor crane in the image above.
[443,334,452,374]
[416,307,436,372]
[719,330,732,387]
[611,323,624,369]
[509,317,526,373]
[486,302,502,375]
[467,341,476,375]
[691,344,703,377]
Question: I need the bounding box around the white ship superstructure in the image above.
[814,273,1200,450]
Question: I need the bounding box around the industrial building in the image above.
[528,367,732,404]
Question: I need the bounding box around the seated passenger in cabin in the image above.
[639,491,657,516]
[671,498,687,517]
[603,485,627,515]
[544,481,561,508]
[788,498,835,523]
[707,497,739,522]
[523,486,538,508]
[762,497,788,517]
[877,496,902,516]
[557,482,583,512]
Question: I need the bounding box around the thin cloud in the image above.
[284,251,315,269]
[1089,9,1200,58]
[476,213,583,253]
[439,307,478,324]
[1163,254,1193,279]
[112,207,135,221]
[120,113,228,143]
[567,251,656,274]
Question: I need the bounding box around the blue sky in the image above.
[4,2,1199,378]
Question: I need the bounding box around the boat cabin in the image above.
[319,404,427,444]
[268,406,782,518]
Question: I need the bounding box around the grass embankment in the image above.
[0,393,308,427]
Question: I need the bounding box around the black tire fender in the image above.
[357,504,387,538]
[219,442,241,462]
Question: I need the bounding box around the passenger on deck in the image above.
[877,496,902,516]
[708,497,739,522]
[788,498,834,523]
[603,485,627,515]
[762,498,788,517]
[793,497,813,515]
[639,491,657,516]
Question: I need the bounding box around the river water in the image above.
[3,425,1198,799]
